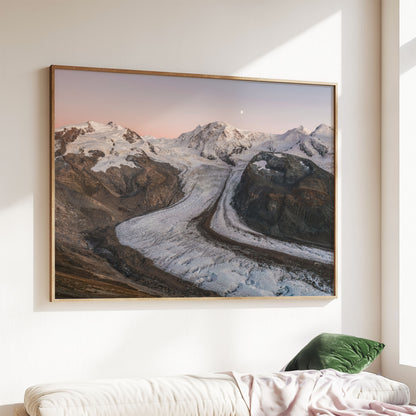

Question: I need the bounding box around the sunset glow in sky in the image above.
[54,68,335,138]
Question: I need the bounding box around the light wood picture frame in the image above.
[50,65,337,301]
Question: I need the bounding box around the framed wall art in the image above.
[50,65,337,301]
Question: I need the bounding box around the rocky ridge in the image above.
[232,152,335,250]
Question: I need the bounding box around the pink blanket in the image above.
[229,369,416,416]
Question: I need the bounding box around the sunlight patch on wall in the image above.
[232,12,341,86]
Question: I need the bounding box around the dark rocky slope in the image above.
[54,128,217,298]
[232,152,334,250]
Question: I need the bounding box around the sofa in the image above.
[14,369,412,416]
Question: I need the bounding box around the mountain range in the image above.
[56,120,334,173]
[54,120,335,298]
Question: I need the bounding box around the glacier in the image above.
[116,160,329,296]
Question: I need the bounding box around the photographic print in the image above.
[50,66,336,300]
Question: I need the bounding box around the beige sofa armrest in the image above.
[14,406,28,416]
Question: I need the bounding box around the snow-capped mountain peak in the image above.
[283,125,309,137]
[57,120,135,135]
[295,125,308,134]
[251,123,334,172]
[311,123,334,140]
[59,121,142,141]
[178,121,235,143]
[176,121,270,165]
[56,121,146,172]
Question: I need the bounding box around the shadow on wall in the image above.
[32,0,343,313]
[400,37,416,74]
[1,0,344,205]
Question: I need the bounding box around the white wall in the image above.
[381,0,416,401]
[0,1,381,414]
[398,0,416,369]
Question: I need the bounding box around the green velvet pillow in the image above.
[285,333,385,373]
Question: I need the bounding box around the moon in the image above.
[240,110,244,115]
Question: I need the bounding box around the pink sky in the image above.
[54,68,335,138]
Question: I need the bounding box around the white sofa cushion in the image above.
[24,374,250,416]
[336,370,410,404]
